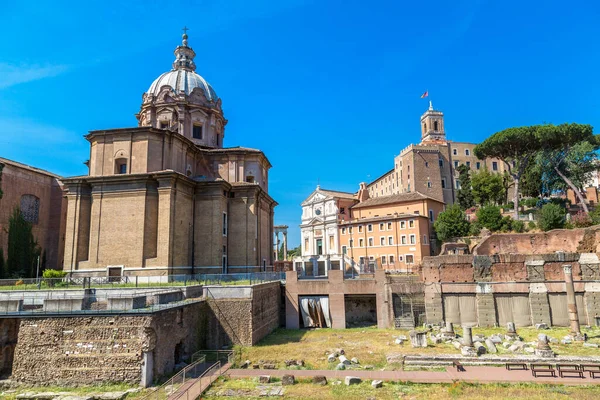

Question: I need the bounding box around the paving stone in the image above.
[282,374,295,385]
[371,380,383,388]
[344,376,361,385]
[258,375,271,383]
[313,375,327,385]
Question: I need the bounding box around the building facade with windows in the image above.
[338,191,444,272]
[61,33,277,278]
[0,158,67,270]
[367,102,510,204]
[295,186,357,275]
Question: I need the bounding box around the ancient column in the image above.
[462,326,473,347]
[563,265,581,337]
[275,232,279,261]
[283,231,288,260]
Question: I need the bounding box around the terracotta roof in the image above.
[0,157,62,179]
[351,192,443,209]
[318,188,357,200]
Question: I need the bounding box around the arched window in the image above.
[423,122,427,132]
[434,121,439,131]
[115,158,128,174]
[20,194,40,224]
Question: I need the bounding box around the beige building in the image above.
[61,32,277,278]
[339,186,444,272]
[368,102,510,204]
[0,158,67,271]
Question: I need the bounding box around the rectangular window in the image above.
[349,239,354,247]
[441,178,446,189]
[349,227,353,234]
[342,245,347,254]
[359,238,364,247]
[476,162,481,170]
[454,161,459,168]
[388,236,393,245]
[379,223,385,231]
[429,210,434,222]
[398,255,404,262]
[401,235,407,244]
[427,181,432,188]
[456,179,460,189]
[118,163,127,174]
[466,161,470,168]
[329,235,334,249]
[465,149,470,156]
[425,161,429,167]
[381,255,387,265]
[389,255,395,264]
[400,221,406,229]
[359,225,363,233]
[193,124,203,139]
[340,207,345,214]
[368,238,374,247]
[223,213,228,236]
[387,222,392,230]
[439,158,444,167]
[409,220,415,228]
[410,234,416,244]
[423,235,428,244]
[304,238,309,251]
[406,255,414,264]
[453,149,457,155]
[492,161,498,171]
[380,237,385,246]
[368,224,373,232]
[160,121,169,129]
[342,227,346,235]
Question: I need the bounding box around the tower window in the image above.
[434,121,439,131]
[193,124,202,139]
[115,158,128,174]
[246,175,255,183]
[453,149,457,155]
[439,159,443,167]
[160,121,169,129]
[423,122,426,131]
[465,149,470,156]
[441,178,446,189]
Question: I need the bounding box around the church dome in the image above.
[146,31,219,102]
[147,69,218,101]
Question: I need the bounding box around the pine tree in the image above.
[7,207,40,278]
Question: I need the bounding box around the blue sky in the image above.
[1,0,599,247]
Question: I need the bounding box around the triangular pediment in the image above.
[301,190,330,206]
[302,217,324,226]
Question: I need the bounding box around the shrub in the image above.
[590,207,600,225]
[469,221,482,236]
[42,269,67,279]
[433,205,471,242]
[499,216,513,232]
[523,198,539,208]
[571,211,592,228]
[501,202,514,210]
[512,220,525,233]
[537,203,566,232]
[476,205,504,232]
[528,221,536,231]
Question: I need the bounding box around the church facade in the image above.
[61,33,276,278]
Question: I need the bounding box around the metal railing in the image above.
[0,272,286,291]
[139,355,207,400]
[170,360,225,400]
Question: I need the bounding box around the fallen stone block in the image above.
[263,363,276,369]
[282,374,295,385]
[339,355,351,365]
[535,323,549,330]
[258,375,271,384]
[313,375,327,385]
[327,354,336,362]
[371,380,383,388]
[394,338,404,345]
[485,339,497,353]
[461,347,477,357]
[452,341,461,350]
[335,363,346,370]
[351,357,359,364]
[241,360,251,369]
[344,376,361,385]
[524,347,535,353]
[583,343,599,348]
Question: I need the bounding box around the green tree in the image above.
[7,207,40,278]
[471,168,504,206]
[476,205,504,232]
[456,164,475,210]
[433,205,470,242]
[520,162,543,198]
[537,203,566,231]
[536,123,598,212]
[287,245,302,259]
[474,126,541,218]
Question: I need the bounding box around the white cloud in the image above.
[0,63,69,90]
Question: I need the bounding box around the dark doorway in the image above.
[344,295,377,327]
[174,341,184,365]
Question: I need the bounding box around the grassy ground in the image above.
[204,376,600,400]
[1,384,148,400]
[234,326,600,370]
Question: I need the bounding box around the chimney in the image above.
[357,182,370,202]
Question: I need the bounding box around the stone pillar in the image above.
[424,284,444,324]
[141,351,154,387]
[506,322,518,338]
[462,326,473,347]
[529,283,552,326]
[283,232,288,260]
[563,265,581,336]
[274,232,279,261]
[535,333,554,358]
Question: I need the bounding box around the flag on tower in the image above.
[420,90,428,99]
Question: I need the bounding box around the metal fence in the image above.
[0,272,286,291]
[170,360,225,400]
[139,354,208,400]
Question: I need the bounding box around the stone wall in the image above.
[473,226,600,255]
[421,253,600,327]
[203,281,281,348]
[10,301,205,386]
